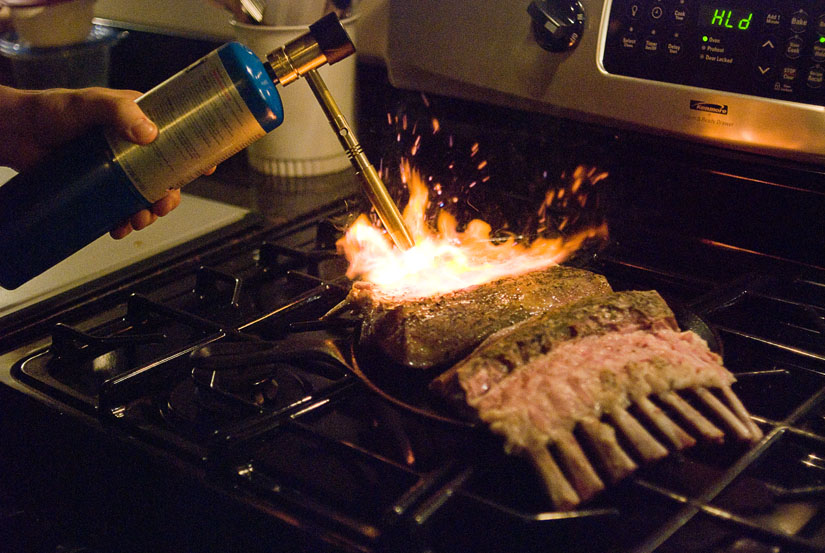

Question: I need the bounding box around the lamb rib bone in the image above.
[432,290,762,510]
[608,407,669,462]
[633,394,696,450]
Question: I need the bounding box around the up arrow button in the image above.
[758,36,779,63]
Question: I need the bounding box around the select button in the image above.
[621,30,639,50]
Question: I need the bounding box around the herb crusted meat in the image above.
[429,290,762,509]
[349,265,612,369]
[430,289,678,408]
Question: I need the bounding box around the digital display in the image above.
[699,5,754,30]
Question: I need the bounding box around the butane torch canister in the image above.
[0,43,284,290]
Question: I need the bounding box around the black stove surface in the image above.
[2,66,825,553]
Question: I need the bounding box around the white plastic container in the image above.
[231,15,358,177]
[0,24,122,89]
[5,0,95,47]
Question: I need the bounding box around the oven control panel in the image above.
[603,0,825,105]
[386,0,825,164]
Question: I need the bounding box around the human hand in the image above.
[0,86,215,239]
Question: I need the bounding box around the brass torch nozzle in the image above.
[264,13,415,251]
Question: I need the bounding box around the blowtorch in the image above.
[268,13,415,251]
[0,12,413,290]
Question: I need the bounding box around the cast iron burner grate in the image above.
[3,198,825,553]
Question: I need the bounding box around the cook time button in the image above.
[671,0,687,25]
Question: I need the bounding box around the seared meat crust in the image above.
[349,266,612,369]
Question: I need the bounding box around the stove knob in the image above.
[528,0,585,52]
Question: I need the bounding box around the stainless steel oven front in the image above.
[386,0,825,164]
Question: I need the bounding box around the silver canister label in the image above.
[105,49,266,203]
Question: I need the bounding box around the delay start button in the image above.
[666,35,683,57]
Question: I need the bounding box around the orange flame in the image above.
[338,161,608,299]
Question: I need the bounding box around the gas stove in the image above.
[3,9,825,552]
[2,79,825,551]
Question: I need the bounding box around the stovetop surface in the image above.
[1,184,824,553]
[2,64,825,553]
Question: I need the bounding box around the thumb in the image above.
[124,116,158,145]
[49,87,159,145]
[94,89,158,145]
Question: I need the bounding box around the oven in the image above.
[2,1,825,552]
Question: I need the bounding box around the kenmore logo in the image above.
[690,101,729,115]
